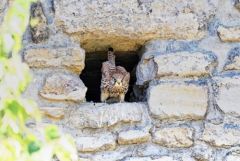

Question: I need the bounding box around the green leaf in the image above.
[45,125,60,140]
[28,141,41,154]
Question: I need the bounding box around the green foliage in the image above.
[0,0,78,161]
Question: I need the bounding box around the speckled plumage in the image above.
[101,48,130,102]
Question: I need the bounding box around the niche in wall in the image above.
[80,51,139,102]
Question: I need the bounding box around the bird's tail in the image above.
[108,47,115,66]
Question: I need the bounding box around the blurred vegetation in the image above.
[0,0,78,161]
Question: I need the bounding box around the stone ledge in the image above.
[147,81,208,120]
[24,47,85,74]
[54,0,216,52]
[152,127,194,148]
[64,103,146,129]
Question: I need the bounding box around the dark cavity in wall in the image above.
[80,51,139,102]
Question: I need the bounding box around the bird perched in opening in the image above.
[100,48,130,102]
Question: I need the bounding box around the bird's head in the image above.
[111,73,124,87]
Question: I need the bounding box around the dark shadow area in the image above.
[80,51,139,102]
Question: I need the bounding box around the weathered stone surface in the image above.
[124,156,176,161]
[76,133,116,152]
[235,0,240,11]
[24,47,85,74]
[30,2,49,43]
[65,103,146,129]
[152,127,194,148]
[224,47,240,71]
[118,129,150,145]
[213,75,240,116]
[54,0,216,52]
[148,81,208,120]
[202,117,240,147]
[154,51,217,78]
[217,25,240,42]
[40,107,65,120]
[39,73,87,102]
[224,151,240,161]
[136,50,217,85]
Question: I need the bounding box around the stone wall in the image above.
[2,0,240,160]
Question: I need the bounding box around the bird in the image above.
[100,48,130,103]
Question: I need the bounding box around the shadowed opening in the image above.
[80,51,139,102]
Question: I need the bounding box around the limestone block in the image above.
[147,81,208,120]
[124,156,176,161]
[54,0,216,52]
[217,25,240,42]
[225,152,240,161]
[154,52,217,78]
[136,50,217,85]
[213,75,240,116]
[118,129,150,145]
[202,117,240,147]
[24,47,85,74]
[224,47,240,71]
[65,103,146,129]
[40,107,65,120]
[39,73,87,102]
[76,133,116,152]
[152,127,194,148]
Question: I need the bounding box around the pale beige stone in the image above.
[154,51,217,78]
[124,156,176,161]
[24,47,85,74]
[39,73,87,102]
[153,127,194,148]
[76,133,116,152]
[40,107,65,120]
[118,129,150,145]
[225,155,240,161]
[148,82,208,120]
[65,103,145,129]
[217,25,240,42]
[54,0,216,52]
[214,75,240,116]
[136,45,217,85]
[202,117,240,147]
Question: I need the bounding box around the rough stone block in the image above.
[136,51,217,85]
[147,81,208,120]
[154,52,217,78]
[64,103,146,129]
[40,107,65,121]
[118,129,150,145]
[224,47,240,71]
[76,133,116,152]
[24,47,85,74]
[124,156,176,161]
[217,25,240,42]
[202,117,240,147]
[213,75,240,116]
[152,127,194,148]
[54,0,216,52]
[39,73,87,102]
